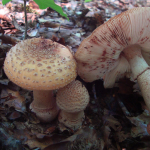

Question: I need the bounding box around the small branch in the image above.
[118,0,129,5]
[24,0,28,39]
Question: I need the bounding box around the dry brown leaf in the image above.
[0,26,5,34]
[44,126,56,134]
[103,109,122,131]
[29,0,39,9]
[25,133,67,150]
[11,15,25,32]
[43,22,60,28]
[44,127,100,150]
[127,110,150,137]
[4,89,26,113]
[116,131,131,142]
[0,35,20,45]
[27,28,39,37]
[0,79,9,85]
[43,141,68,150]
[26,111,41,124]
[51,35,66,46]
[0,14,11,23]
[1,88,9,99]
[8,111,21,120]
[25,138,48,149]
[13,121,26,130]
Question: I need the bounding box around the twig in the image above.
[118,0,129,5]
[24,0,27,39]
[0,14,12,23]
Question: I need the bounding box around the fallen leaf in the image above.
[127,110,150,137]
[0,79,9,85]
[44,127,100,150]
[4,89,26,113]
[43,141,68,150]
[44,126,56,134]
[27,28,40,37]
[25,133,67,149]
[8,111,21,120]
[116,131,131,142]
[0,35,19,45]
[0,26,5,34]
[0,128,24,150]
[11,15,25,32]
[103,109,122,131]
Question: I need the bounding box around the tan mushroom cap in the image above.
[56,80,90,113]
[75,7,150,87]
[4,38,77,90]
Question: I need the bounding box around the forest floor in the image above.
[0,0,150,150]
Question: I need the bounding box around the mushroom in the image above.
[4,37,77,122]
[75,7,150,111]
[56,80,90,130]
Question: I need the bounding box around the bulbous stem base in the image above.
[58,110,85,130]
[137,69,150,112]
[30,90,59,122]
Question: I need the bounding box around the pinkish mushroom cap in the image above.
[75,7,150,120]
[75,7,150,88]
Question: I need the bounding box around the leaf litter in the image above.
[0,0,150,150]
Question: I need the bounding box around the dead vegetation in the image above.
[0,0,150,150]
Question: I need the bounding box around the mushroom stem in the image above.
[59,110,84,130]
[33,90,55,108]
[56,80,89,130]
[123,45,150,111]
[30,90,59,122]
[137,70,150,111]
[123,45,150,80]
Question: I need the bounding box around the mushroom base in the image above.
[30,90,60,122]
[137,69,150,112]
[58,110,85,130]
[30,103,59,122]
[123,45,150,113]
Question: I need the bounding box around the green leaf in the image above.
[2,0,12,5]
[33,0,69,20]
[2,0,68,20]
[84,0,92,2]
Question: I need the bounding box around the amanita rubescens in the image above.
[56,80,90,130]
[75,7,150,112]
[4,37,77,122]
